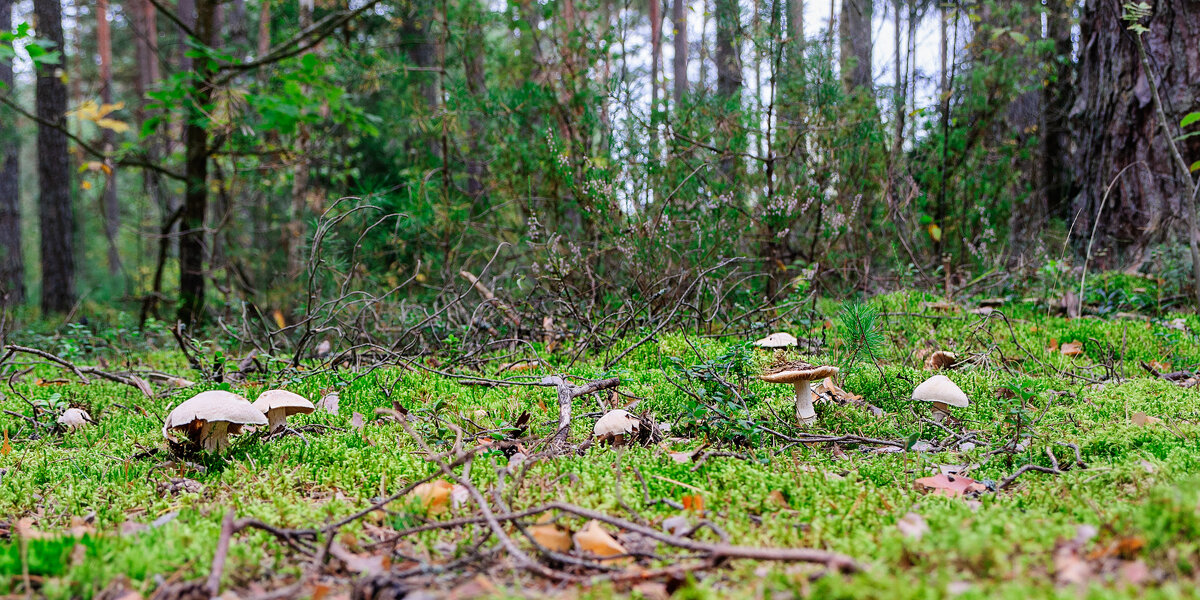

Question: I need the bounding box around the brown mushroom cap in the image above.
[163,390,268,438]
[760,361,839,384]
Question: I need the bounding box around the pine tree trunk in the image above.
[0,0,23,305]
[287,0,314,278]
[1072,0,1200,268]
[839,0,871,92]
[463,4,488,201]
[1041,0,1073,218]
[35,0,75,314]
[179,0,216,325]
[672,0,687,105]
[714,0,741,179]
[98,0,122,278]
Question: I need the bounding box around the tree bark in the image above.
[1040,0,1073,219]
[34,0,75,314]
[98,0,122,277]
[672,0,687,105]
[714,0,741,179]
[287,0,314,278]
[839,0,871,92]
[0,0,23,306]
[1072,0,1200,268]
[179,0,217,325]
[463,2,488,201]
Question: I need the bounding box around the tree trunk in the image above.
[463,3,488,201]
[672,0,687,105]
[839,0,871,92]
[98,0,122,278]
[34,0,75,314]
[1041,0,1074,219]
[179,0,216,325]
[1072,0,1200,268]
[651,0,661,112]
[230,0,248,50]
[258,0,270,57]
[287,0,314,278]
[0,0,23,306]
[714,0,741,178]
[178,0,196,70]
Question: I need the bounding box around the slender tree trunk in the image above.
[1041,0,1073,219]
[786,0,802,65]
[98,0,122,277]
[672,0,687,105]
[839,0,871,92]
[258,0,271,57]
[179,0,196,70]
[230,0,248,50]
[179,0,216,324]
[35,0,75,314]
[891,0,903,155]
[463,2,488,201]
[0,0,23,305]
[287,0,314,278]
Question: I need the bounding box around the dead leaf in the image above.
[128,375,154,398]
[1119,559,1151,585]
[351,412,365,430]
[661,515,690,536]
[681,494,704,513]
[272,309,287,329]
[318,392,340,415]
[1047,338,1059,352]
[447,575,497,600]
[1131,412,1162,427]
[913,473,986,497]
[410,480,454,515]
[897,512,929,540]
[1061,341,1083,356]
[1149,360,1171,372]
[767,490,789,509]
[1,430,10,456]
[528,523,572,552]
[329,542,389,575]
[573,520,628,561]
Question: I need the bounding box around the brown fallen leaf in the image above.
[897,512,929,540]
[1131,412,1162,427]
[1148,360,1172,372]
[1061,341,1084,357]
[681,494,705,513]
[351,412,365,430]
[767,490,789,509]
[913,473,986,497]
[1,430,10,456]
[528,523,572,553]
[573,520,628,561]
[410,480,454,515]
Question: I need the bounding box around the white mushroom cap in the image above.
[252,389,315,431]
[57,407,91,430]
[163,390,268,451]
[752,332,799,349]
[594,409,639,444]
[912,375,970,408]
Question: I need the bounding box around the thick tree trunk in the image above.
[1072,0,1200,268]
[98,0,122,277]
[714,0,741,178]
[258,0,270,57]
[0,0,23,305]
[1041,0,1074,219]
[34,0,75,314]
[179,0,216,325]
[839,0,871,92]
[672,0,687,105]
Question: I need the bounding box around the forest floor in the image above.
[4,291,1200,599]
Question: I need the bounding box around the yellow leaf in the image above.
[409,480,453,516]
[272,309,286,329]
[682,493,704,513]
[572,520,627,561]
[528,523,572,552]
[96,118,129,133]
[80,181,92,190]
[99,163,113,176]
[927,223,942,242]
[1,430,10,455]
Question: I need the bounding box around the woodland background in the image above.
[0,0,1198,340]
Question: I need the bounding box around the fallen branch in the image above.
[539,375,621,449]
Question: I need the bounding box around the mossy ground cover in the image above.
[4,293,1200,599]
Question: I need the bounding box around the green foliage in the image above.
[835,301,885,376]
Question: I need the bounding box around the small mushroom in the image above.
[753,332,799,349]
[163,390,268,451]
[912,375,969,423]
[594,409,639,445]
[760,361,839,425]
[57,407,92,430]
[252,389,316,432]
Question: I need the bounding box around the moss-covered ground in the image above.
[4,291,1200,599]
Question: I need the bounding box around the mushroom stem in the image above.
[930,401,949,423]
[793,380,817,425]
[266,408,287,432]
[198,421,232,451]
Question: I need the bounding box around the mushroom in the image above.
[594,409,639,445]
[753,332,799,349]
[760,361,839,425]
[57,407,91,430]
[912,375,969,422]
[163,390,268,451]
[252,389,316,432]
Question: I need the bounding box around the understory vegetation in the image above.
[4,289,1200,599]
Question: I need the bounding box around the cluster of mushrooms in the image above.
[754,332,970,426]
[163,389,316,451]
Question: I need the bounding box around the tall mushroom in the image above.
[252,389,316,432]
[760,361,839,425]
[163,390,268,451]
[911,375,970,423]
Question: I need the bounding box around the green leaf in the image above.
[1008,31,1029,45]
[1191,160,1200,173]
[1182,112,1200,128]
